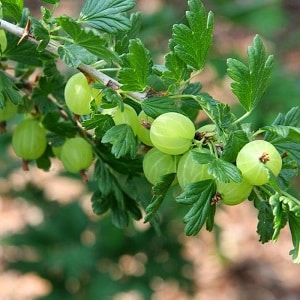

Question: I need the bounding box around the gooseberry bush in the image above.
[1,0,300,263]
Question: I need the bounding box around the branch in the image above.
[0,19,147,101]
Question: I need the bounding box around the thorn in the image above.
[17,18,31,45]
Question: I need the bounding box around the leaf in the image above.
[176,180,216,236]
[91,190,112,215]
[262,125,300,141]
[82,114,115,136]
[144,173,176,223]
[277,158,298,190]
[31,18,50,52]
[256,199,274,243]
[79,0,135,34]
[42,111,78,137]
[161,49,191,93]
[0,72,22,107]
[41,0,60,4]
[4,32,50,66]
[195,94,236,129]
[269,193,288,241]
[265,107,300,166]
[56,16,120,63]
[115,12,142,54]
[221,130,250,163]
[93,158,114,197]
[172,0,214,70]
[279,195,300,263]
[118,38,152,91]
[141,96,179,119]
[191,151,242,183]
[287,213,300,264]
[1,0,23,22]
[57,44,97,68]
[101,124,139,159]
[227,35,274,112]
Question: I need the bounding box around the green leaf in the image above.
[0,72,22,106]
[265,107,300,166]
[101,124,139,159]
[269,193,288,241]
[42,111,78,137]
[176,180,216,236]
[118,38,152,91]
[227,35,274,112]
[82,114,115,136]
[115,12,142,54]
[1,0,23,22]
[79,0,135,34]
[161,49,191,93]
[144,173,176,223]
[141,96,178,119]
[41,0,60,4]
[172,0,214,70]
[221,130,250,163]
[93,158,114,197]
[3,32,50,66]
[195,94,236,129]
[278,158,298,190]
[191,151,242,183]
[57,44,97,68]
[256,199,274,243]
[279,195,300,263]
[56,16,120,63]
[31,18,50,52]
[91,190,112,215]
[262,125,300,141]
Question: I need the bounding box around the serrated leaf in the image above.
[141,96,178,119]
[115,12,142,54]
[82,114,114,135]
[161,49,191,93]
[176,180,216,235]
[144,173,176,223]
[42,111,78,137]
[56,16,120,63]
[79,0,135,34]
[287,213,300,264]
[101,124,139,159]
[91,190,112,215]
[277,158,298,190]
[195,94,236,129]
[31,18,50,52]
[57,44,97,68]
[221,130,250,162]
[93,159,113,197]
[172,0,214,70]
[227,35,274,112]
[279,195,300,263]
[269,193,288,241]
[262,125,300,141]
[191,151,242,183]
[265,107,300,166]
[118,39,152,91]
[0,72,22,107]
[4,32,51,66]
[256,199,274,243]
[1,0,23,22]
[41,0,60,4]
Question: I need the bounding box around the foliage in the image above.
[0,1,299,291]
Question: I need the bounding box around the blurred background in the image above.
[0,0,300,299]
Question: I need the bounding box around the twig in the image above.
[0,18,147,102]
